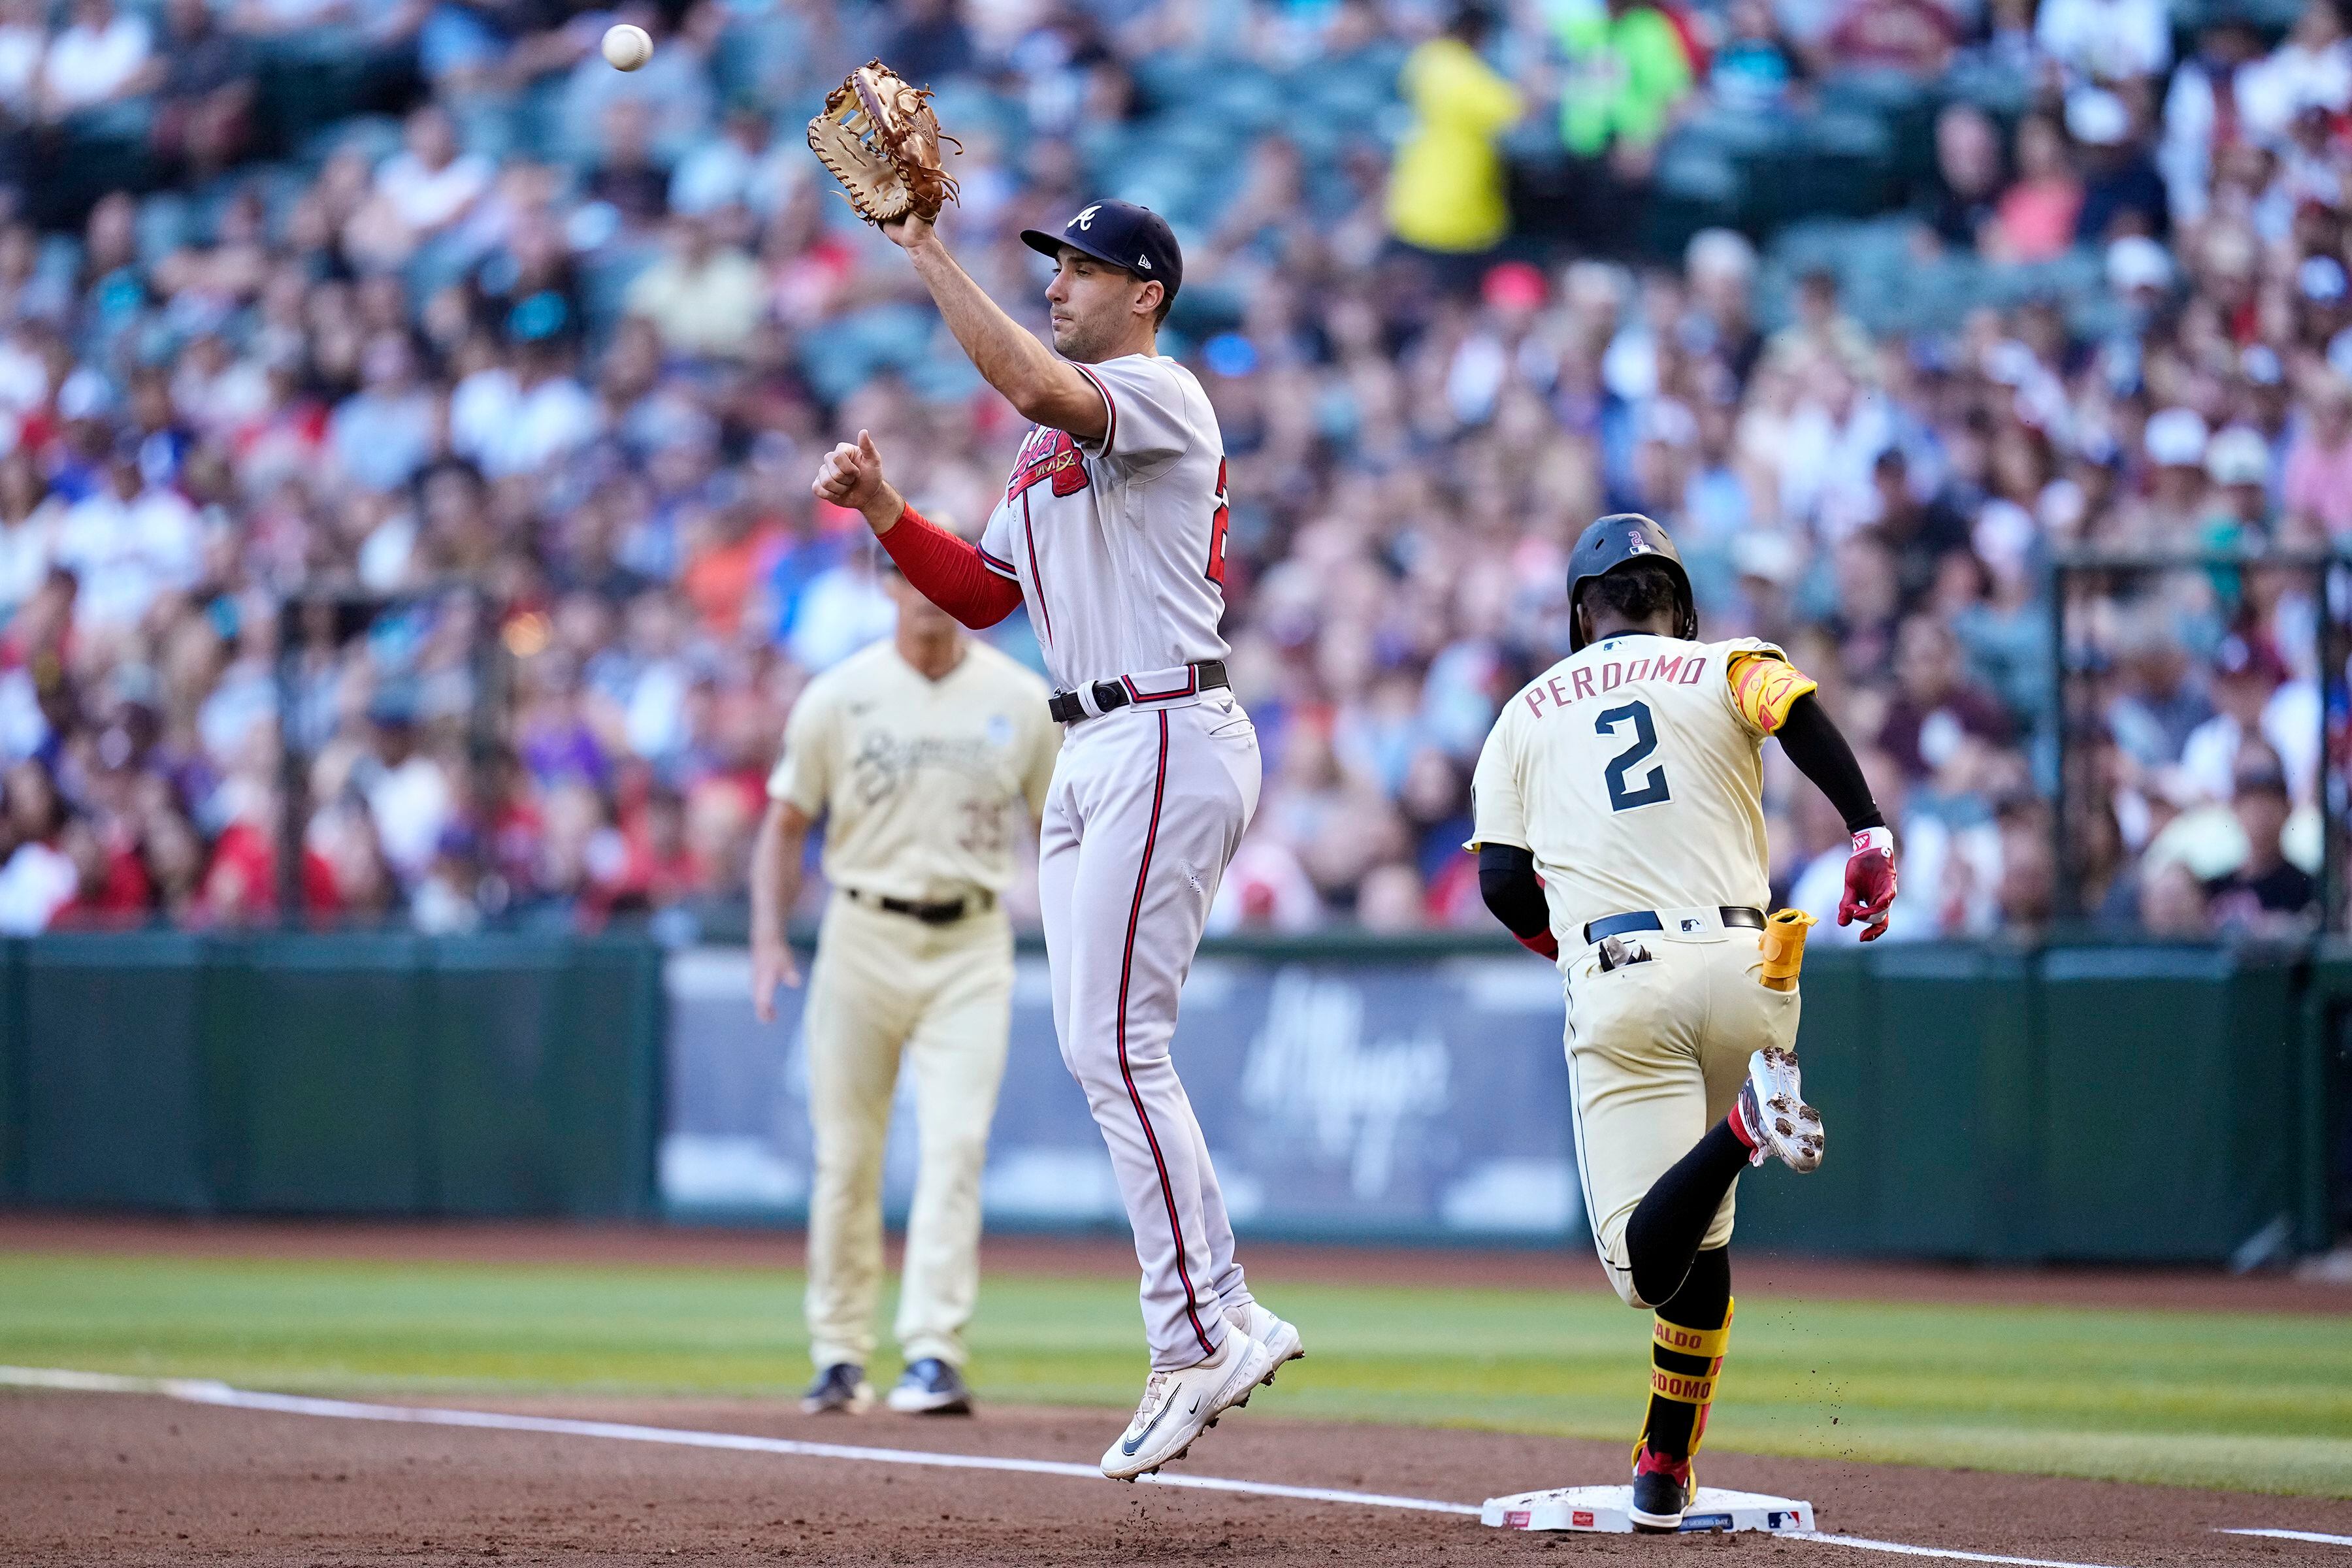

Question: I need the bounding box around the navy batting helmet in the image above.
[1565,514,1697,653]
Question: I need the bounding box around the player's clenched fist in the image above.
[811,429,900,526]
[1838,825,1897,941]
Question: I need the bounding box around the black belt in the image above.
[1582,906,1765,945]
[847,887,992,926]
[1048,659,1228,726]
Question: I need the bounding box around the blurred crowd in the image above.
[0,0,2340,939]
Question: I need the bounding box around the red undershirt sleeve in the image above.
[875,505,1026,630]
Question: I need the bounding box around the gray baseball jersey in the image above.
[977,353,1231,692]
[979,350,1262,1371]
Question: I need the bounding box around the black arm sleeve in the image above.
[1478,842,1551,940]
[1777,692,1886,833]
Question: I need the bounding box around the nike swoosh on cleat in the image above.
[1120,1394,1200,1457]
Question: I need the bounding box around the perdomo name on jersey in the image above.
[1522,649,1709,721]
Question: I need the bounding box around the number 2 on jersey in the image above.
[1595,700,1671,811]
[1205,458,1230,588]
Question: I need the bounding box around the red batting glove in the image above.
[1838,825,1897,941]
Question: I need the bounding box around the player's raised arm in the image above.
[883,202,1188,455]
[880,214,1113,441]
[806,63,1105,434]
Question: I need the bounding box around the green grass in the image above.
[2,1250,2348,1498]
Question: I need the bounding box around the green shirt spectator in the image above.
[1386,9,1525,255]
[1555,0,1693,158]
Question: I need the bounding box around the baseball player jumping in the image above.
[810,197,1302,1480]
[1468,516,1898,1531]
[751,551,1059,1418]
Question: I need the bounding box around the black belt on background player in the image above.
[1582,906,1766,945]
[845,887,994,925]
[1047,659,1228,725]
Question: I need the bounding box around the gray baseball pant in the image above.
[1036,688,1261,1371]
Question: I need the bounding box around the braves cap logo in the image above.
[1074,204,1100,229]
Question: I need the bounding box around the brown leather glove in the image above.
[807,60,960,225]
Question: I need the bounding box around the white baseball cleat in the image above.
[1735,1046,1825,1173]
[1100,1330,1277,1480]
[1226,1299,1304,1375]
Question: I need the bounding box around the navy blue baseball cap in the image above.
[1021,200,1181,303]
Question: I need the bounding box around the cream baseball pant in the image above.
[802,890,1013,1372]
[1037,689,1262,1372]
[1561,915,1802,1309]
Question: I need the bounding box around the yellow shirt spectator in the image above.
[1386,33,1525,255]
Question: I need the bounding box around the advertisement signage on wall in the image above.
[661,948,1586,1243]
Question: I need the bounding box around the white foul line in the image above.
[0,1366,1474,1518]
[0,1367,2138,1568]
[2221,1528,2352,1546]
[1808,1537,2134,1567]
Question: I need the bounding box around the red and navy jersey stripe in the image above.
[1072,363,1118,453]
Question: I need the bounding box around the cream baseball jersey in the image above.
[768,639,1060,903]
[975,353,1232,693]
[1468,634,1817,940]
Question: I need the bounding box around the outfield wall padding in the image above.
[0,932,2335,1260]
[670,936,2333,1263]
[0,933,664,1218]
[2303,943,2352,1252]
[1729,943,2313,1262]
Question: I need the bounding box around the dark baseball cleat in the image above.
[1629,1446,1691,1531]
[801,1363,874,1414]
[886,1358,973,1415]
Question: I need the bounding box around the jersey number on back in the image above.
[1596,700,1671,811]
[1205,458,1230,589]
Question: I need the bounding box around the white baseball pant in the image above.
[802,890,1013,1371]
[1037,687,1261,1371]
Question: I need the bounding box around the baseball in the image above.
[600,23,651,71]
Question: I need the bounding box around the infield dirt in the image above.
[8,1384,2352,1566]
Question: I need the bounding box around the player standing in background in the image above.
[808,197,1304,1481]
[751,550,1059,1419]
[1468,515,1899,1530]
